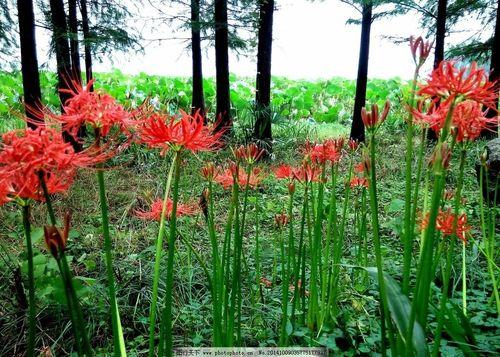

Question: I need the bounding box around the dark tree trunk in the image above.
[49,0,72,107]
[17,0,42,128]
[80,0,93,91]
[433,0,447,69]
[254,0,274,150]
[428,0,448,141]
[350,2,373,142]
[214,0,231,134]
[191,0,205,117]
[483,0,499,137]
[68,0,81,84]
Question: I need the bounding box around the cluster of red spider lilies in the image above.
[0,36,498,356]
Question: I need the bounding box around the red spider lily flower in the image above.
[418,61,496,106]
[421,208,470,243]
[410,36,432,67]
[201,162,220,182]
[310,139,344,165]
[136,198,198,221]
[354,162,365,174]
[233,143,265,164]
[49,79,131,138]
[429,142,452,170]
[300,140,316,159]
[350,176,368,189]
[274,213,289,228]
[0,171,15,205]
[361,101,391,129]
[274,164,294,180]
[260,277,272,288]
[0,127,79,200]
[348,138,359,152]
[215,165,266,190]
[137,110,223,154]
[44,213,71,258]
[293,161,322,183]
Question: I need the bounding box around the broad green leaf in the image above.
[366,267,429,357]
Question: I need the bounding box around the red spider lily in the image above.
[421,208,470,243]
[418,61,496,106]
[310,139,344,164]
[410,36,432,67]
[354,162,366,174]
[201,162,220,182]
[413,99,496,141]
[0,127,78,200]
[0,171,15,205]
[429,143,452,170]
[44,213,71,258]
[137,110,223,155]
[348,138,359,152]
[293,161,323,183]
[136,198,198,221]
[49,79,131,138]
[260,277,272,288]
[274,213,289,228]
[215,165,266,190]
[233,143,265,164]
[361,101,391,129]
[274,164,294,180]
[350,176,368,189]
[300,140,316,159]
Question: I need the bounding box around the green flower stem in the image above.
[462,242,467,315]
[96,167,126,356]
[279,190,295,346]
[402,68,420,294]
[228,179,241,346]
[158,152,182,357]
[148,152,178,356]
[432,147,466,355]
[367,130,393,356]
[479,164,500,315]
[206,181,222,346]
[38,173,91,354]
[291,185,308,328]
[22,204,35,357]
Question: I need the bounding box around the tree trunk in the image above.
[254,0,274,151]
[483,0,499,137]
[433,0,447,69]
[68,0,81,84]
[214,0,231,134]
[428,0,448,141]
[49,0,72,107]
[191,0,205,117]
[80,0,94,91]
[350,2,373,142]
[17,0,42,128]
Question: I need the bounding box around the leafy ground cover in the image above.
[0,70,407,133]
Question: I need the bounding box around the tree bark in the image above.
[254,0,274,150]
[191,0,205,117]
[49,0,72,107]
[68,0,81,84]
[80,0,94,91]
[214,0,231,134]
[350,2,373,142]
[483,0,499,137]
[17,0,42,128]
[433,0,447,69]
[428,0,448,141]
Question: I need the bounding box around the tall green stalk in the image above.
[432,148,466,356]
[158,152,182,357]
[402,68,420,294]
[148,152,178,356]
[22,204,35,357]
[366,132,393,356]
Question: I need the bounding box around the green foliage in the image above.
[0,70,410,133]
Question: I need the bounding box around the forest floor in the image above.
[0,119,498,356]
